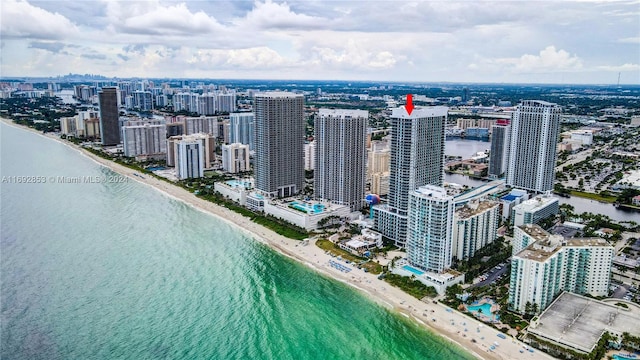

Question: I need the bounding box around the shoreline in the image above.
[1,117,552,360]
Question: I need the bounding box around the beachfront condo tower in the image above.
[373,105,447,247]
[314,109,368,211]
[98,87,120,146]
[506,100,561,193]
[406,185,454,272]
[254,92,305,198]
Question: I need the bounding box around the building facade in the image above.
[452,200,500,261]
[229,112,255,150]
[508,235,613,315]
[176,139,204,179]
[373,106,448,247]
[253,92,305,198]
[506,100,561,192]
[122,124,167,159]
[314,109,368,211]
[98,87,120,145]
[221,143,250,173]
[406,185,454,273]
[489,123,510,178]
[512,194,559,227]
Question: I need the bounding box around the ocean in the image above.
[0,122,473,360]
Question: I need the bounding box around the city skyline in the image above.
[1,0,639,84]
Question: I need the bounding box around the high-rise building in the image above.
[167,134,215,169]
[221,143,250,173]
[216,92,236,113]
[452,200,500,261]
[132,91,153,111]
[184,116,218,136]
[122,123,167,159]
[506,100,561,192]
[304,141,315,171]
[512,223,548,256]
[367,141,390,196]
[373,106,448,247]
[98,87,120,145]
[314,109,368,211]
[198,93,217,115]
[176,138,205,179]
[508,234,613,315]
[406,185,454,273]
[254,92,305,198]
[488,123,510,178]
[229,112,255,150]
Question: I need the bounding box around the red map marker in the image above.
[405,94,414,115]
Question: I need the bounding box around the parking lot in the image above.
[471,261,510,288]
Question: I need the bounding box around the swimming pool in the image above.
[226,180,252,188]
[613,354,637,360]
[402,265,425,276]
[289,201,325,214]
[467,302,499,321]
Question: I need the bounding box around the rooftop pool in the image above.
[289,201,325,214]
[226,180,252,188]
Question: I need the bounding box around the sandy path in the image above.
[1,118,554,360]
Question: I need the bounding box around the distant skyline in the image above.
[1,0,639,85]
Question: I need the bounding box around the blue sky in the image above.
[1,0,639,84]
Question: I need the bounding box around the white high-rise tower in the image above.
[506,100,561,192]
[373,105,447,247]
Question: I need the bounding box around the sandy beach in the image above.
[1,117,554,360]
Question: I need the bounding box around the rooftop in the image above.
[255,91,304,98]
[391,105,448,119]
[529,292,640,354]
[564,237,610,247]
[455,199,499,219]
[515,239,562,262]
[514,195,559,212]
[518,224,550,242]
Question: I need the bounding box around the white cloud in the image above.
[618,37,640,43]
[237,0,327,30]
[493,46,583,73]
[105,2,224,35]
[1,0,78,39]
[597,63,640,72]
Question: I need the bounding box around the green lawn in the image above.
[568,190,617,203]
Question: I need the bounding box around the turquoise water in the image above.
[289,201,325,214]
[403,264,425,276]
[0,122,474,360]
[613,354,638,360]
[467,302,499,321]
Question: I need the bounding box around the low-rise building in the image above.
[339,229,383,257]
[512,194,559,227]
[527,292,640,355]
[392,259,465,295]
[214,179,253,206]
[263,199,352,231]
